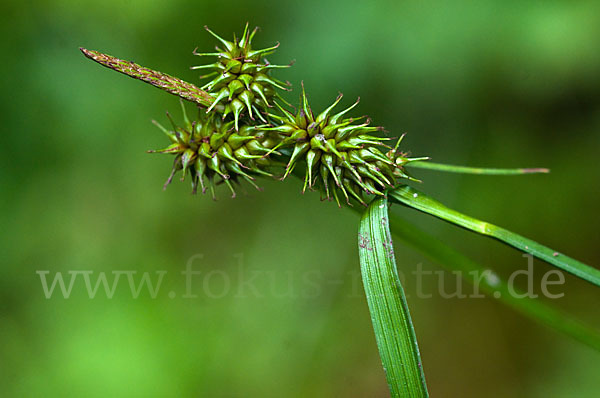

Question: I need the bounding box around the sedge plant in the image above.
[81,24,600,397]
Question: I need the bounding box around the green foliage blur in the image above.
[1,0,599,396]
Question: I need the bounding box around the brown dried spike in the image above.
[80,48,215,108]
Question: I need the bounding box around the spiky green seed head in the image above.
[80,26,429,205]
[192,23,292,130]
[150,101,282,199]
[263,85,424,206]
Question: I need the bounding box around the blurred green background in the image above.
[1,0,599,396]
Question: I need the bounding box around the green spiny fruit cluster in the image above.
[192,23,291,130]
[150,101,282,198]
[263,86,427,206]
[148,24,292,197]
[81,24,427,205]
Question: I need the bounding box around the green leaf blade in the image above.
[407,161,549,175]
[389,185,600,287]
[359,197,429,398]
[387,211,600,351]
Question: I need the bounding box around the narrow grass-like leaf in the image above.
[406,161,549,175]
[389,185,600,287]
[387,210,600,351]
[290,166,599,348]
[358,197,429,398]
